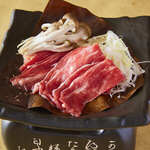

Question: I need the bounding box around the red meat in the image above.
[59,59,125,117]
[11,44,125,117]
[38,44,105,104]
[20,51,54,72]
[11,51,66,91]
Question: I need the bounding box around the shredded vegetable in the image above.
[88,31,145,96]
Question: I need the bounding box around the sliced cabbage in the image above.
[88,30,145,96]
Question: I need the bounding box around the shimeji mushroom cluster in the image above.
[18,13,92,56]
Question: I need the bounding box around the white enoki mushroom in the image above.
[18,13,91,56]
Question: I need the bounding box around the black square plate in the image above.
[0,10,150,130]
